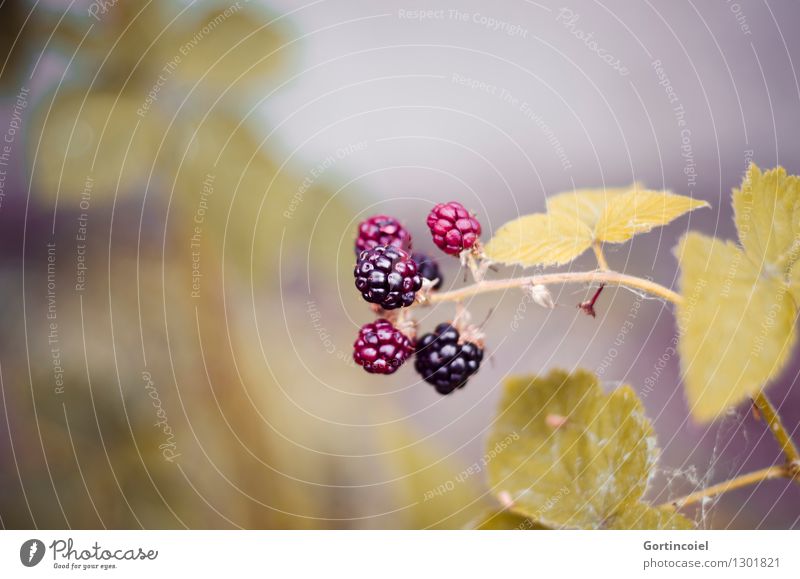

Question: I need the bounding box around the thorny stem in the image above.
[578,284,605,318]
[752,392,800,466]
[422,269,683,306]
[659,465,793,511]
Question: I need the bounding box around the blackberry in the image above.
[411,252,443,290]
[355,214,412,254]
[353,319,414,374]
[426,201,482,256]
[354,245,422,309]
[414,323,484,394]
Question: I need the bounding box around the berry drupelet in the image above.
[355,214,412,254]
[354,245,422,309]
[426,201,481,256]
[411,252,443,290]
[353,319,415,374]
[414,323,484,394]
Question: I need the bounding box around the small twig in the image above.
[592,241,609,270]
[659,465,790,511]
[418,270,682,307]
[752,392,800,465]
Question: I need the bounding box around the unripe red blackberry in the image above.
[354,246,422,309]
[355,214,412,254]
[411,252,443,290]
[353,319,414,374]
[414,323,484,394]
[426,202,481,256]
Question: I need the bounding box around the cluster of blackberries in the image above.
[351,203,485,394]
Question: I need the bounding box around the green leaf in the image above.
[607,502,694,530]
[734,164,800,273]
[675,233,797,422]
[486,369,658,529]
[484,212,593,267]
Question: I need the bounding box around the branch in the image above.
[423,270,682,306]
[753,392,800,466]
[659,465,792,511]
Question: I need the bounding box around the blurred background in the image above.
[0,0,798,529]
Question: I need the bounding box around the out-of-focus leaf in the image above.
[733,164,800,273]
[487,369,658,529]
[484,212,593,267]
[607,502,694,530]
[469,508,547,530]
[675,233,796,422]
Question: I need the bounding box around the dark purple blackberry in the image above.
[414,323,483,394]
[355,215,412,254]
[411,252,443,290]
[353,319,414,374]
[354,245,422,310]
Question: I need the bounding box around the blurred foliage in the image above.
[0,0,486,529]
[0,0,28,91]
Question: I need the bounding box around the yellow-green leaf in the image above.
[607,502,694,530]
[486,369,658,529]
[788,264,800,306]
[469,508,547,530]
[733,164,800,273]
[594,189,709,243]
[484,213,593,267]
[675,233,797,422]
[546,185,635,231]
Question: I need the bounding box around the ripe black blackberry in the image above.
[415,323,484,394]
[353,319,414,374]
[411,252,443,290]
[355,215,412,254]
[354,245,422,310]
